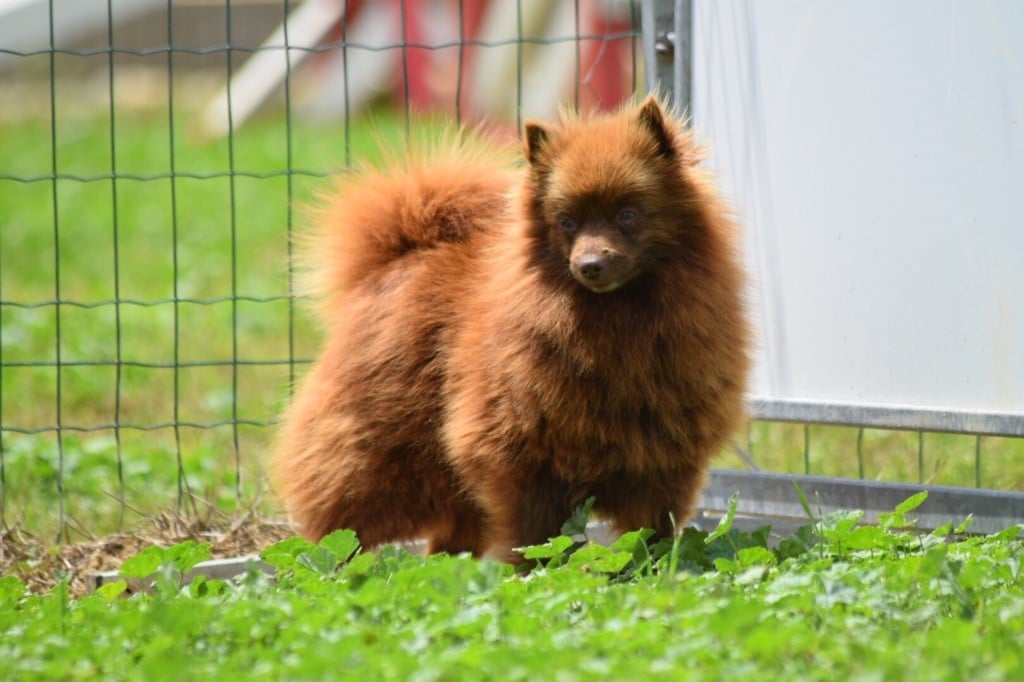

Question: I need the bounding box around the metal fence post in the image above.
[641,0,691,113]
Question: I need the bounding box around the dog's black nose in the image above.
[576,254,608,280]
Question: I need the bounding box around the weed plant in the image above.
[1,493,1021,680]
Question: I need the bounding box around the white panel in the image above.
[691,0,1024,415]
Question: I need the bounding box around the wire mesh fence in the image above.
[0,0,644,539]
[1,0,1021,542]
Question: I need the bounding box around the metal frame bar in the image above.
[702,469,1024,535]
[641,0,683,105]
[749,398,1024,438]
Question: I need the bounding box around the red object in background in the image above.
[399,0,431,109]
[454,0,490,116]
[578,5,634,111]
[308,0,632,118]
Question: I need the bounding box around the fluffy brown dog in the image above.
[273,97,750,561]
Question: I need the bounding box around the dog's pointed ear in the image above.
[524,121,554,167]
[636,96,675,160]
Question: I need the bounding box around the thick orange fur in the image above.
[273,97,750,560]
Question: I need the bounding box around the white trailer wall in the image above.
[691,1,1024,422]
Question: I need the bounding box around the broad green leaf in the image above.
[763,571,814,603]
[675,528,712,564]
[119,546,165,579]
[184,574,228,598]
[777,525,817,560]
[745,525,773,549]
[611,528,655,553]
[611,528,656,567]
[297,546,340,575]
[0,575,26,608]
[189,575,209,598]
[153,563,184,599]
[990,524,1023,542]
[992,561,1017,586]
[839,525,887,551]
[341,551,376,577]
[561,496,596,536]
[319,529,360,563]
[895,491,928,514]
[880,491,928,530]
[736,546,776,568]
[520,535,576,560]
[209,578,230,596]
[957,561,988,591]
[261,536,316,572]
[165,541,212,573]
[705,492,739,545]
[918,545,949,579]
[94,580,127,602]
[567,544,633,574]
[820,510,864,535]
[954,515,975,534]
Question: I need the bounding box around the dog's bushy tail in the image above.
[296,126,516,320]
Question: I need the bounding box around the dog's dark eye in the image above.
[559,215,577,232]
[614,208,638,224]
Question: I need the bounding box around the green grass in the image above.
[2,109,1023,539]
[0,109,412,535]
[1,496,1022,680]
[726,423,1024,491]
